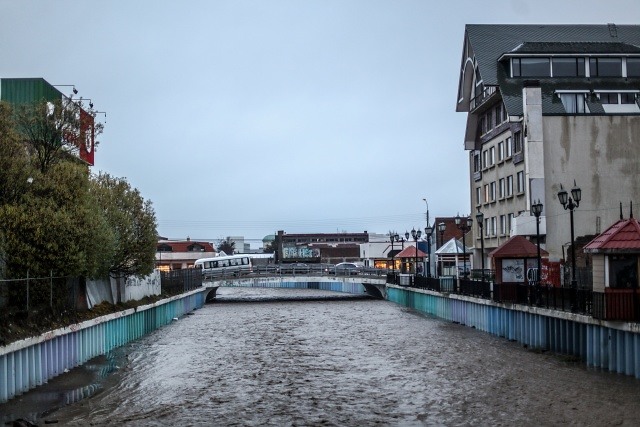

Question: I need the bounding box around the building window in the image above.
[495,103,505,126]
[484,184,490,203]
[476,187,482,206]
[484,218,490,237]
[513,131,523,153]
[512,57,550,77]
[490,181,496,202]
[552,57,586,77]
[628,58,640,77]
[599,93,619,104]
[490,217,497,236]
[499,178,505,199]
[516,171,525,193]
[497,141,505,162]
[482,150,488,169]
[559,93,588,114]
[621,93,637,104]
[506,175,513,196]
[499,215,507,235]
[508,213,514,235]
[589,57,622,77]
[473,152,481,173]
[505,137,513,157]
[609,254,639,288]
[489,146,495,166]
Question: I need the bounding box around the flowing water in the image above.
[3,287,640,426]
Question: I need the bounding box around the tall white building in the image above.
[456,24,640,268]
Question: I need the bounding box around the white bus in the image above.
[194,254,253,278]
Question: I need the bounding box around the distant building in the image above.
[456,24,640,270]
[156,238,216,271]
[275,230,369,264]
[1,77,97,166]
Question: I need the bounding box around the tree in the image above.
[217,237,235,255]
[90,173,157,277]
[14,98,103,174]
[0,102,33,206]
[0,161,113,279]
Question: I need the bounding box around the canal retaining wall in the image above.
[0,289,207,403]
[387,285,640,379]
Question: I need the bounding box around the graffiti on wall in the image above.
[282,246,321,259]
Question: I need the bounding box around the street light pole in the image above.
[407,229,422,280]
[455,214,473,279]
[557,181,581,311]
[531,200,544,305]
[424,225,433,278]
[437,222,446,277]
[475,208,485,280]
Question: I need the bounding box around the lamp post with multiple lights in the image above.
[455,214,473,279]
[388,231,400,273]
[557,181,581,311]
[406,228,422,278]
[437,222,446,277]
[531,200,544,305]
[475,208,485,281]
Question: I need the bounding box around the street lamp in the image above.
[455,214,473,278]
[437,222,446,277]
[531,199,544,305]
[424,224,434,277]
[406,229,422,277]
[388,231,400,273]
[557,181,581,310]
[475,208,485,281]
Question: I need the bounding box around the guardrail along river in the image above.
[6,287,640,425]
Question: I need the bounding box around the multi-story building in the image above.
[156,238,216,271]
[456,24,640,270]
[275,230,369,264]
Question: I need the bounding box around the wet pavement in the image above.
[3,287,640,426]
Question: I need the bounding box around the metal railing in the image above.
[160,269,203,296]
[0,272,80,314]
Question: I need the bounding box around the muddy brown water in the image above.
[2,287,640,426]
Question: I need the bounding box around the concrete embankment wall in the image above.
[388,285,640,379]
[0,289,207,403]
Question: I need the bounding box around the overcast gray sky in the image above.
[2,1,639,247]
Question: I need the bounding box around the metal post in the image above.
[50,270,53,308]
[26,270,29,312]
[570,206,577,310]
[426,234,431,278]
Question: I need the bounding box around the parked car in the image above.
[333,262,362,275]
[281,263,310,274]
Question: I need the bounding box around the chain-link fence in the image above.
[0,272,82,314]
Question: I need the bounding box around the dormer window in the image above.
[512,58,550,77]
[552,57,586,77]
[589,57,622,77]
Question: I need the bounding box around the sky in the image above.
[1,0,640,248]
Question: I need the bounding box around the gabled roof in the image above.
[489,235,548,259]
[466,24,640,87]
[435,238,472,255]
[459,24,640,119]
[395,245,428,258]
[584,218,640,253]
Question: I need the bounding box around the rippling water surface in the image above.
[9,287,640,425]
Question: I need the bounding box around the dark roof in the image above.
[584,218,640,253]
[489,235,549,259]
[466,24,640,86]
[157,240,216,253]
[508,41,640,55]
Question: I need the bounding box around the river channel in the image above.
[4,287,640,426]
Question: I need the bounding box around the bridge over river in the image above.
[202,268,389,301]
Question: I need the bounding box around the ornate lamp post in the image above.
[406,228,422,278]
[437,222,446,277]
[455,214,474,278]
[388,231,400,273]
[531,200,544,305]
[557,181,581,310]
[424,224,434,277]
[475,208,485,280]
